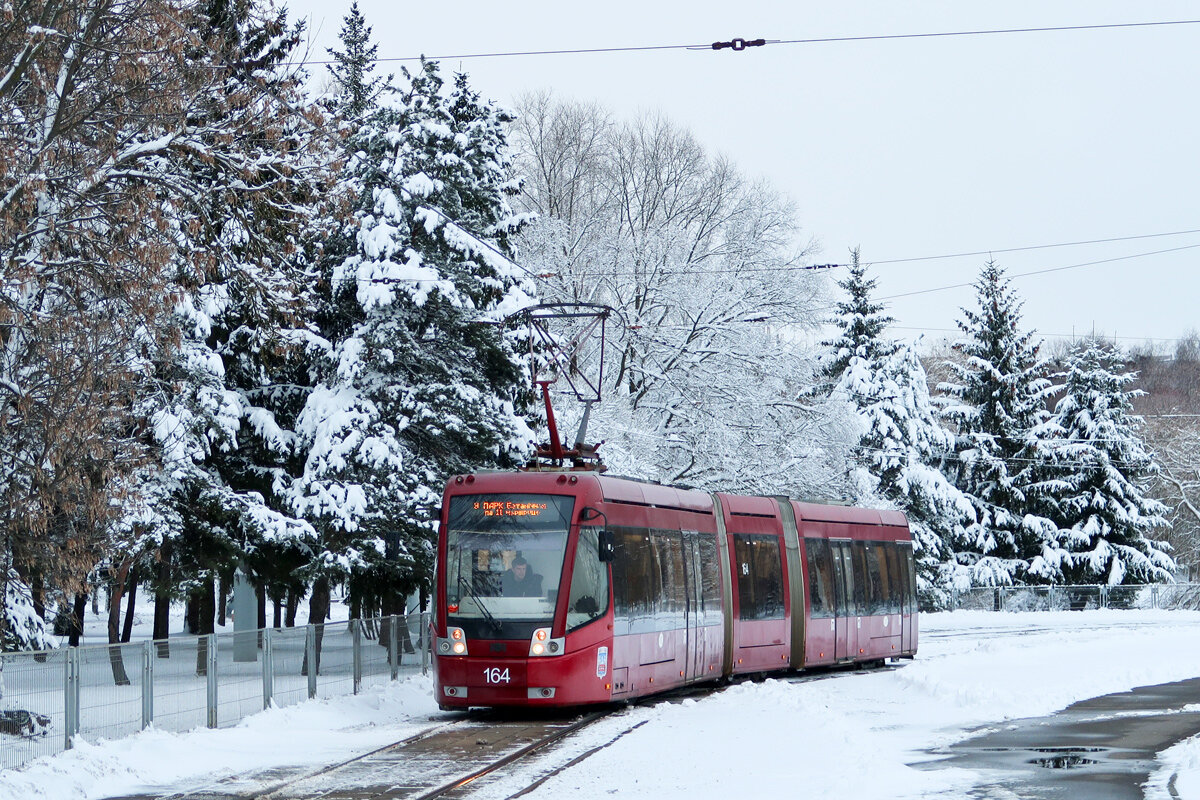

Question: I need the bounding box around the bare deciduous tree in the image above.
[511,93,856,499]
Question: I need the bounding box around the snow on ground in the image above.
[6,609,1200,800]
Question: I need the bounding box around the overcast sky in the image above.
[281,0,1200,352]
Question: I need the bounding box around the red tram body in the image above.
[433,471,917,709]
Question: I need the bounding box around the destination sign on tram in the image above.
[475,500,549,517]
[448,493,575,533]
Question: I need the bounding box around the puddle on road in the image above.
[1026,746,1106,769]
[1029,754,1098,769]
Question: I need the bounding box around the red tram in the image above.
[433,470,917,709]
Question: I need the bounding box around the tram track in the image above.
[138,710,611,800]
[116,664,908,800]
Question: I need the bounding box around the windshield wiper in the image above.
[457,576,503,633]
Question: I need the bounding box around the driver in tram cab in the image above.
[502,556,543,597]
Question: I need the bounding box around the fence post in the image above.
[306,624,317,699]
[1152,585,1160,610]
[206,634,218,729]
[1101,585,1109,609]
[63,647,77,750]
[142,640,154,730]
[422,612,431,676]
[389,615,399,681]
[262,627,274,710]
[352,621,362,694]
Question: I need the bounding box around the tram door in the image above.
[900,543,916,653]
[682,534,705,681]
[830,540,855,661]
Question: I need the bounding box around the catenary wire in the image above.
[290,19,1200,65]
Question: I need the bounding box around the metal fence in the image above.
[0,613,429,771]
[947,583,1200,612]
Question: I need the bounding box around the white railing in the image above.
[947,583,1200,612]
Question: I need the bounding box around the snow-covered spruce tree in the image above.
[122,0,330,643]
[293,60,536,619]
[820,249,897,384]
[1026,341,1174,584]
[324,1,388,122]
[938,262,1058,585]
[824,258,974,605]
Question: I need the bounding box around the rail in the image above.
[945,582,1200,612]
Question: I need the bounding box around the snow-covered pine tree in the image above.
[124,0,330,640]
[325,2,388,121]
[938,261,1057,585]
[1027,340,1174,584]
[820,249,896,384]
[293,59,536,617]
[825,258,974,605]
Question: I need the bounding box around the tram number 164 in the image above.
[483,667,511,684]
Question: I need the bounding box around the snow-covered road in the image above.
[6,610,1200,800]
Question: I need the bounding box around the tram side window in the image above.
[804,538,835,619]
[850,542,868,616]
[863,543,886,615]
[883,542,903,615]
[612,527,658,633]
[652,530,686,624]
[567,527,610,631]
[733,534,785,620]
[698,534,722,617]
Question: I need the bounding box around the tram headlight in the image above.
[528,628,564,657]
[439,628,468,656]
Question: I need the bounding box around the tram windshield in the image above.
[445,493,575,639]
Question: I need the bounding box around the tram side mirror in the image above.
[598,530,615,562]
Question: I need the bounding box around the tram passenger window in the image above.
[612,527,657,633]
[850,542,868,616]
[652,530,685,623]
[864,543,885,615]
[733,534,784,620]
[567,527,610,631]
[698,535,721,616]
[804,538,835,619]
[883,543,902,615]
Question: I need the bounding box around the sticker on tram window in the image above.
[596,646,609,678]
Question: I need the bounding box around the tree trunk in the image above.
[185,593,199,635]
[30,573,44,620]
[301,577,330,676]
[28,572,48,662]
[217,573,228,627]
[154,550,171,658]
[107,559,132,686]
[121,566,138,643]
[285,589,299,627]
[194,578,215,676]
[272,595,282,629]
[68,592,87,647]
[257,583,267,630]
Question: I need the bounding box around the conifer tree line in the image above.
[823,256,1176,607]
[0,1,1186,653]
